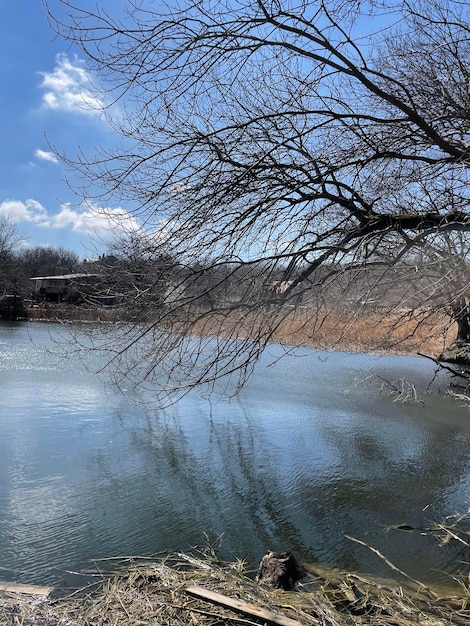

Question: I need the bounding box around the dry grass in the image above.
[169,303,454,364]
[25,301,456,361]
[1,553,469,626]
[271,306,454,357]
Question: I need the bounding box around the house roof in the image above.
[30,273,99,281]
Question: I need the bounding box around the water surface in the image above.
[1,321,469,590]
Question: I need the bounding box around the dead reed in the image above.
[1,552,469,626]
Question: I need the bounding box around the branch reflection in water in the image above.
[0,322,469,590]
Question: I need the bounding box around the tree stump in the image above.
[256,551,306,590]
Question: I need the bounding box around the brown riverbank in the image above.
[1,552,468,626]
[24,301,456,359]
[271,306,453,357]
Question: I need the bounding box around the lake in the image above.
[1,320,470,591]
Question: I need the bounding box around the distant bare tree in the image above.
[409,234,470,343]
[0,215,25,294]
[82,233,180,311]
[19,246,79,278]
[46,0,470,404]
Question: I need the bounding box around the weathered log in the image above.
[185,584,304,626]
[0,581,52,596]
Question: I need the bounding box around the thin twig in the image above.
[345,536,438,599]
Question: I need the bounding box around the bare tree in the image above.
[0,215,26,295]
[46,0,470,404]
[19,246,79,277]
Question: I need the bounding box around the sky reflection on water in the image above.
[1,321,470,590]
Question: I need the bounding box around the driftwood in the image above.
[0,581,52,596]
[185,584,304,626]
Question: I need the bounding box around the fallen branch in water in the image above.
[345,536,438,599]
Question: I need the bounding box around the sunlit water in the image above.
[1,321,470,590]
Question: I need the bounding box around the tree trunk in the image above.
[440,301,470,367]
[256,551,306,590]
[452,301,470,343]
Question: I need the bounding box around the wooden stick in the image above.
[345,536,438,599]
[185,584,304,626]
[0,581,52,596]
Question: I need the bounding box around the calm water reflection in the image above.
[1,321,470,589]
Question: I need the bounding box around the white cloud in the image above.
[39,53,105,115]
[41,202,141,238]
[0,199,48,223]
[35,149,59,164]
[0,198,140,240]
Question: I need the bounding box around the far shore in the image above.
[18,302,456,362]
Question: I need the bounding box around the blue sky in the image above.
[0,2,139,258]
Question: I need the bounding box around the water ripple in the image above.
[2,323,470,590]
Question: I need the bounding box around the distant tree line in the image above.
[1,213,467,340]
[0,217,80,301]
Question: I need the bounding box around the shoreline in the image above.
[1,552,468,626]
[15,302,456,359]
